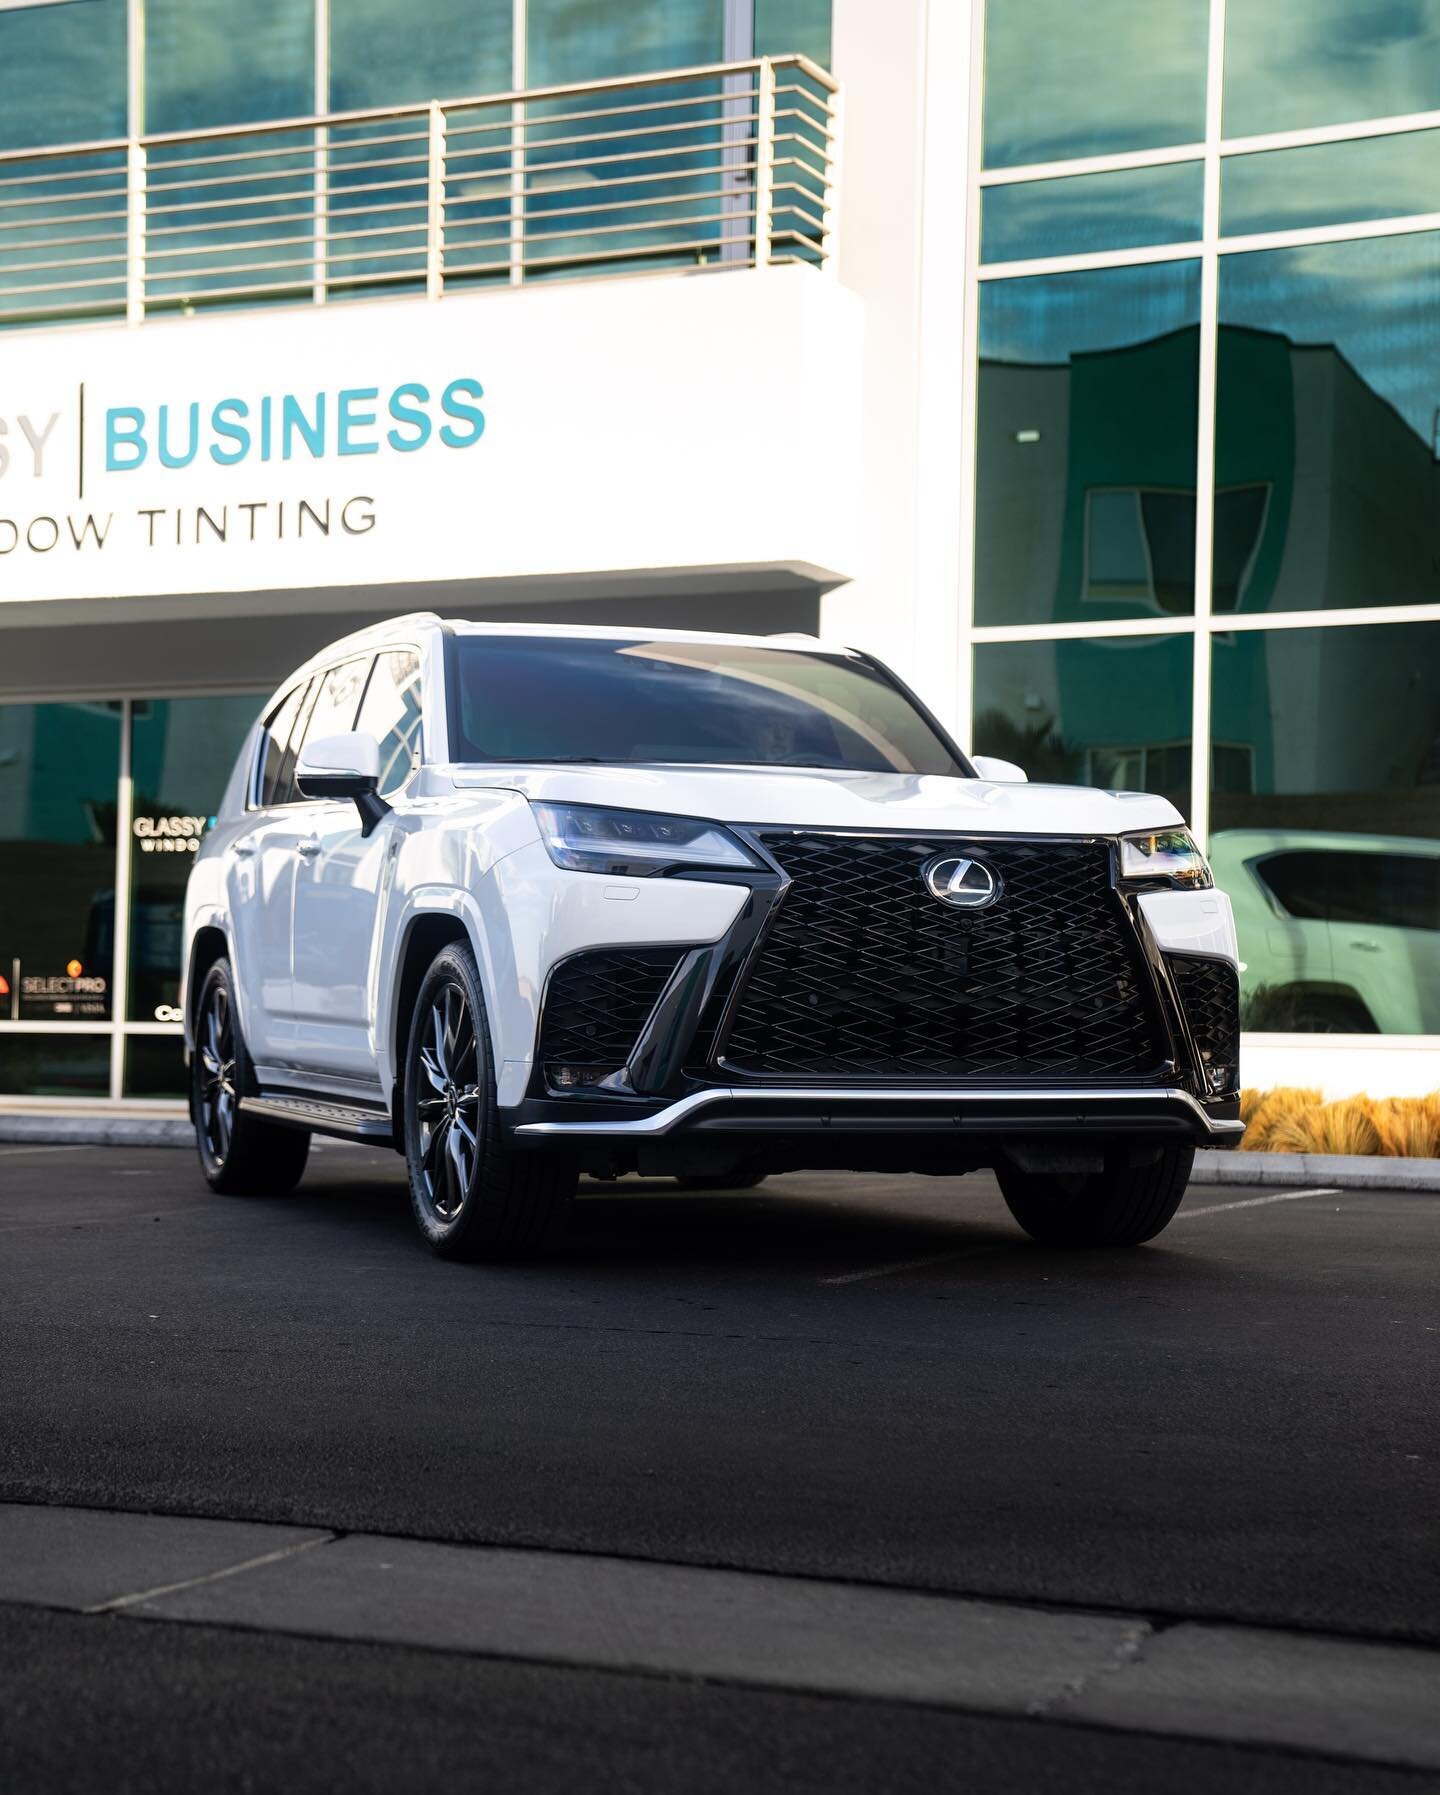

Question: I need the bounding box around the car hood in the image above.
[452,763,1184,836]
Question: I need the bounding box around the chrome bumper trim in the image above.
[512,1085,1245,1139]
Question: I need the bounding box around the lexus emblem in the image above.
[922,855,1000,909]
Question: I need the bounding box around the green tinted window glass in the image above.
[982,163,1204,265]
[146,0,315,133]
[0,702,120,1023]
[0,1034,109,1098]
[1209,623,1440,1035]
[983,0,1208,169]
[329,0,512,110]
[123,1034,188,1099]
[526,0,722,85]
[755,0,831,66]
[128,695,262,1022]
[1216,232,1440,613]
[0,0,127,151]
[1225,0,1440,138]
[976,261,1201,626]
[973,635,1194,820]
[1223,130,1440,237]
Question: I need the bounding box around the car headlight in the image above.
[1118,828,1212,889]
[531,802,763,876]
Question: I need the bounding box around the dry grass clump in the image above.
[1239,1087,1440,1157]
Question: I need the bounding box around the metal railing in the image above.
[0,56,840,330]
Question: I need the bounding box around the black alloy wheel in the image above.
[403,940,576,1259]
[414,981,482,1223]
[191,957,309,1196]
[196,976,238,1169]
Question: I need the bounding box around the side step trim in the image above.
[245,1094,395,1146]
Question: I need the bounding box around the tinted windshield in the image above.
[449,637,968,776]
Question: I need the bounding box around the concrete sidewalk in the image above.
[3,1500,1437,1774]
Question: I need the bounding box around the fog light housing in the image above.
[547,1063,621,1091]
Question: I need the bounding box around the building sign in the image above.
[133,814,213,854]
[0,271,861,605]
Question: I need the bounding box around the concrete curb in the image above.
[1193,1148,1440,1192]
[2,1113,1437,1188]
[0,1114,191,1148]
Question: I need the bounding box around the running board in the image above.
[244,1093,395,1146]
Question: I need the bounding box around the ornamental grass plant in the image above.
[1238,1087,1440,1157]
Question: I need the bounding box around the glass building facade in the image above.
[1,0,1435,1106]
[973,0,1439,1042]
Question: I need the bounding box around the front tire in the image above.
[403,941,576,1259]
[192,959,310,1196]
[997,1144,1194,1247]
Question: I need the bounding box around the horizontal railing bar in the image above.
[0,209,127,236]
[0,226,128,254]
[0,244,129,276]
[449,160,757,210]
[449,182,753,230]
[0,270,128,298]
[0,185,129,213]
[0,293,127,320]
[148,126,429,177]
[444,87,753,142]
[145,148,430,197]
[0,162,126,192]
[489,209,749,250]
[145,175,425,217]
[144,221,425,264]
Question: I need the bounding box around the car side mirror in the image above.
[970,754,1028,784]
[296,731,392,836]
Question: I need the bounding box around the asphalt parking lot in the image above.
[1,1141,1436,1792]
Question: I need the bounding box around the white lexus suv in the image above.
[182,615,1243,1258]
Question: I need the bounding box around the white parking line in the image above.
[0,1144,93,1159]
[821,1241,1014,1285]
[1178,1187,1342,1220]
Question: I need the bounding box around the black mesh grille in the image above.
[1168,955,1240,1092]
[719,833,1163,1082]
[539,949,680,1069]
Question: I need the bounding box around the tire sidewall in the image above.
[403,942,495,1253]
[193,958,243,1185]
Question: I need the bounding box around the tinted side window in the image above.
[256,681,310,808]
[298,658,370,759]
[355,649,423,797]
[1259,850,1440,933]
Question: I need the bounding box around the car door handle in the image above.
[297,839,322,859]
[232,843,255,858]
[1349,938,1382,952]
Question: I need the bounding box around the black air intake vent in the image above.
[539,948,681,1077]
[1167,955,1241,1095]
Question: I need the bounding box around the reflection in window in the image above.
[983,0,1207,169]
[330,0,511,110]
[976,261,1201,626]
[128,696,262,1023]
[755,0,831,66]
[1209,623,1440,1035]
[355,650,423,797]
[145,0,315,133]
[982,163,1203,265]
[972,634,1194,820]
[1225,0,1440,139]
[1222,129,1440,238]
[0,703,120,1023]
[0,0,126,151]
[526,0,721,85]
[1217,233,1440,613]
